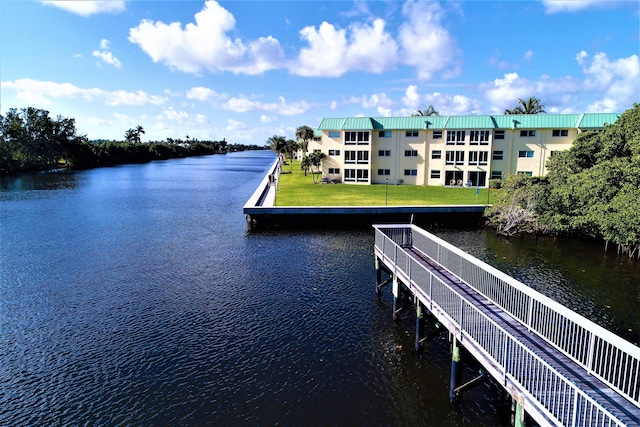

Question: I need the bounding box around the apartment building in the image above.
[309,113,619,187]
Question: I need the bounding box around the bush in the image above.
[489,178,503,189]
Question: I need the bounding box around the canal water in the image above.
[1,151,638,426]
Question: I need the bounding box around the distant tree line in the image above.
[485,103,640,258]
[0,107,232,176]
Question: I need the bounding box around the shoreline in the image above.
[243,159,487,228]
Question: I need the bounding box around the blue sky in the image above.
[2,0,639,144]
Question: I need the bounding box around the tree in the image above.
[124,128,137,143]
[295,125,314,157]
[0,107,86,174]
[285,139,300,172]
[504,97,546,115]
[267,135,288,172]
[412,105,440,117]
[304,151,326,183]
[135,125,145,143]
[486,103,640,257]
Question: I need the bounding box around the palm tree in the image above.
[308,151,326,184]
[124,128,136,143]
[267,135,288,170]
[412,105,440,117]
[285,139,300,172]
[301,154,312,177]
[504,97,546,115]
[295,125,314,157]
[135,125,145,143]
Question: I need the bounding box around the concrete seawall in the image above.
[243,159,487,228]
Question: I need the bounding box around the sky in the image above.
[1,0,639,144]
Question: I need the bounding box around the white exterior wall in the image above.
[309,124,590,188]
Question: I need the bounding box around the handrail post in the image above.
[526,296,533,331]
[586,332,596,375]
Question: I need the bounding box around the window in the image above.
[479,151,488,165]
[552,129,569,137]
[377,169,390,176]
[490,171,502,180]
[468,151,478,165]
[378,150,391,156]
[328,168,340,174]
[313,149,321,154]
[432,130,443,139]
[518,150,534,158]
[494,130,505,140]
[455,151,465,165]
[328,131,340,138]
[520,130,536,137]
[345,151,356,163]
[470,130,490,145]
[404,169,418,176]
[446,130,466,145]
[356,169,369,182]
[493,150,504,160]
[379,131,391,138]
[328,149,340,156]
[550,150,561,157]
[345,131,370,144]
[445,150,455,165]
[468,150,488,166]
[405,130,419,137]
[356,150,369,164]
[313,137,321,142]
[430,170,441,179]
[344,169,356,181]
[404,150,418,157]
[431,150,442,159]
[517,171,533,176]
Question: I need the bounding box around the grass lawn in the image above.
[276,160,500,206]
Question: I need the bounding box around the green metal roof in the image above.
[578,113,620,128]
[342,117,374,130]
[445,115,497,129]
[318,113,620,131]
[318,118,346,130]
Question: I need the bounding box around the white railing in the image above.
[374,224,640,426]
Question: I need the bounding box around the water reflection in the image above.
[1,169,81,193]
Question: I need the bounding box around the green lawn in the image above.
[276,160,499,206]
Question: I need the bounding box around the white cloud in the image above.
[226,119,246,131]
[41,1,126,17]
[542,0,611,14]
[347,92,393,109]
[330,100,338,110]
[402,85,421,109]
[260,115,277,123]
[524,50,534,62]
[222,95,310,115]
[186,86,227,102]
[398,0,461,80]
[128,0,284,75]
[578,52,640,112]
[92,39,121,68]
[154,107,208,127]
[104,90,165,106]
[482,73,536,113]
[293,18,397,77]
[92,50,122,68]
[2,78,167,107]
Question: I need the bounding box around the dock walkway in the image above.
[374,224,640,427]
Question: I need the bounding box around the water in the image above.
[1,151,638,426]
